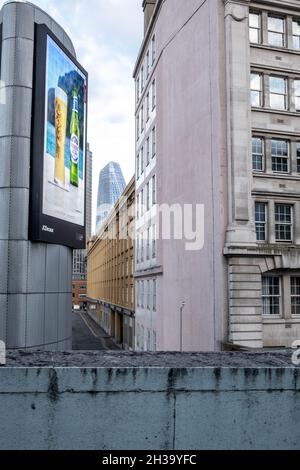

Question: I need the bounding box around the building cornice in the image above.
[250,0,300,11]
[133,0,163,78]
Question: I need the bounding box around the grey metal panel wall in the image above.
[0,1,75,350]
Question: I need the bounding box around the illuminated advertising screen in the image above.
[30,25,88,248]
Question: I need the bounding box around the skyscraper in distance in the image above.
[96,162,126,233]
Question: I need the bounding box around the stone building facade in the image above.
[134,0,300,351]
[86,177,135,350]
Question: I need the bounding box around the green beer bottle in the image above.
[69,88,80,187]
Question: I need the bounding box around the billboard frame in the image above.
[29,24,88,249]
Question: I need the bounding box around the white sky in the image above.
[0,0,143,233]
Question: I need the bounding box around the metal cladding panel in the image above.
[0,138,11,188]
[0,188,9,240]
[58,293,69,341]
[27,243,46,294]
[7,294,27,348]
[44,293,59,346]
[2,2,34,40]
[1,37,34,87]
[0,240,8,294]
[51,20,65,45]
[26,293,45,347]
[34,8,52,30]
[0,294,7,342]
[59,247,69,293]
[9,188,29,240]
[9,137,31,189]
[7,241,28,294]
[45,245,60,293]
[1,86,32,137]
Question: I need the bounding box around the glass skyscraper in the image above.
[96,162,126,233]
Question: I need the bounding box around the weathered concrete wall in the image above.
[0,352,299,450]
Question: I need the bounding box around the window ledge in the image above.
[250,43,300,55]
[252,106,300,117]
[263,317,300,324]
[253,172,300,180]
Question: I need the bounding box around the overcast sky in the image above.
[0,0,143,233]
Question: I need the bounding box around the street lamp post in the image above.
[180,301,186,352]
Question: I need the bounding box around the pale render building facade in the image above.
[134,0,300,351]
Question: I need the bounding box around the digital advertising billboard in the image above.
[30,25,88,249]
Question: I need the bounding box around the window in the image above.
[140,326,145,351]
[271,139,289,173]
[152,35,156,65]
[147,329,151,350]
[146,137,150,165]
[136,153,140,179]
[295,80,300,112]
[141,106,144,132]
[255,202,267,241]
[141,189,144,215]
[297,143,300,173]
[136,282,140,307]
[141,281,144,308]
[147,227,150,260]
[249,12,261,44]
[262,276,281,315]
[153,280,157,311]
[141,146,144,174]
[146,50,150,78]
[152,79,156,109]
[146,92,150,121]
[293,20,300,50]
[146,182,150,211]
[147,280,150,309]
[275,204,292,241]
[141,235,144,262]
[152,175,156,205]
[153,330,157,351]
[136,115,139,140]
[152,225,156,259]
[251,73,262,107]
[136,194,140,219]
[152,127,156,157]
[268,16,285,47]
[269,76,287,110]
[291,277,300,315]
[136,236,140,263]
[252,137,264,171]
[136,77,140,102]
[141,66,144,91]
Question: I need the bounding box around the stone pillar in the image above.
[0,1,76,350]
[224,0,256,246]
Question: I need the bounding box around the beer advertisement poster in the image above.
[43,36,87,227]
[30,25,88,248]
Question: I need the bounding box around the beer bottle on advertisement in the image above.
[70,88,80,187]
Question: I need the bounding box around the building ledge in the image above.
[134,265,163,278]
[224,244,300,257]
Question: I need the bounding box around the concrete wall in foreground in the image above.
[0,1,75,350]
[0,365,299,450]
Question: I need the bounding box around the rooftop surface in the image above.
[3,350,297,368]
